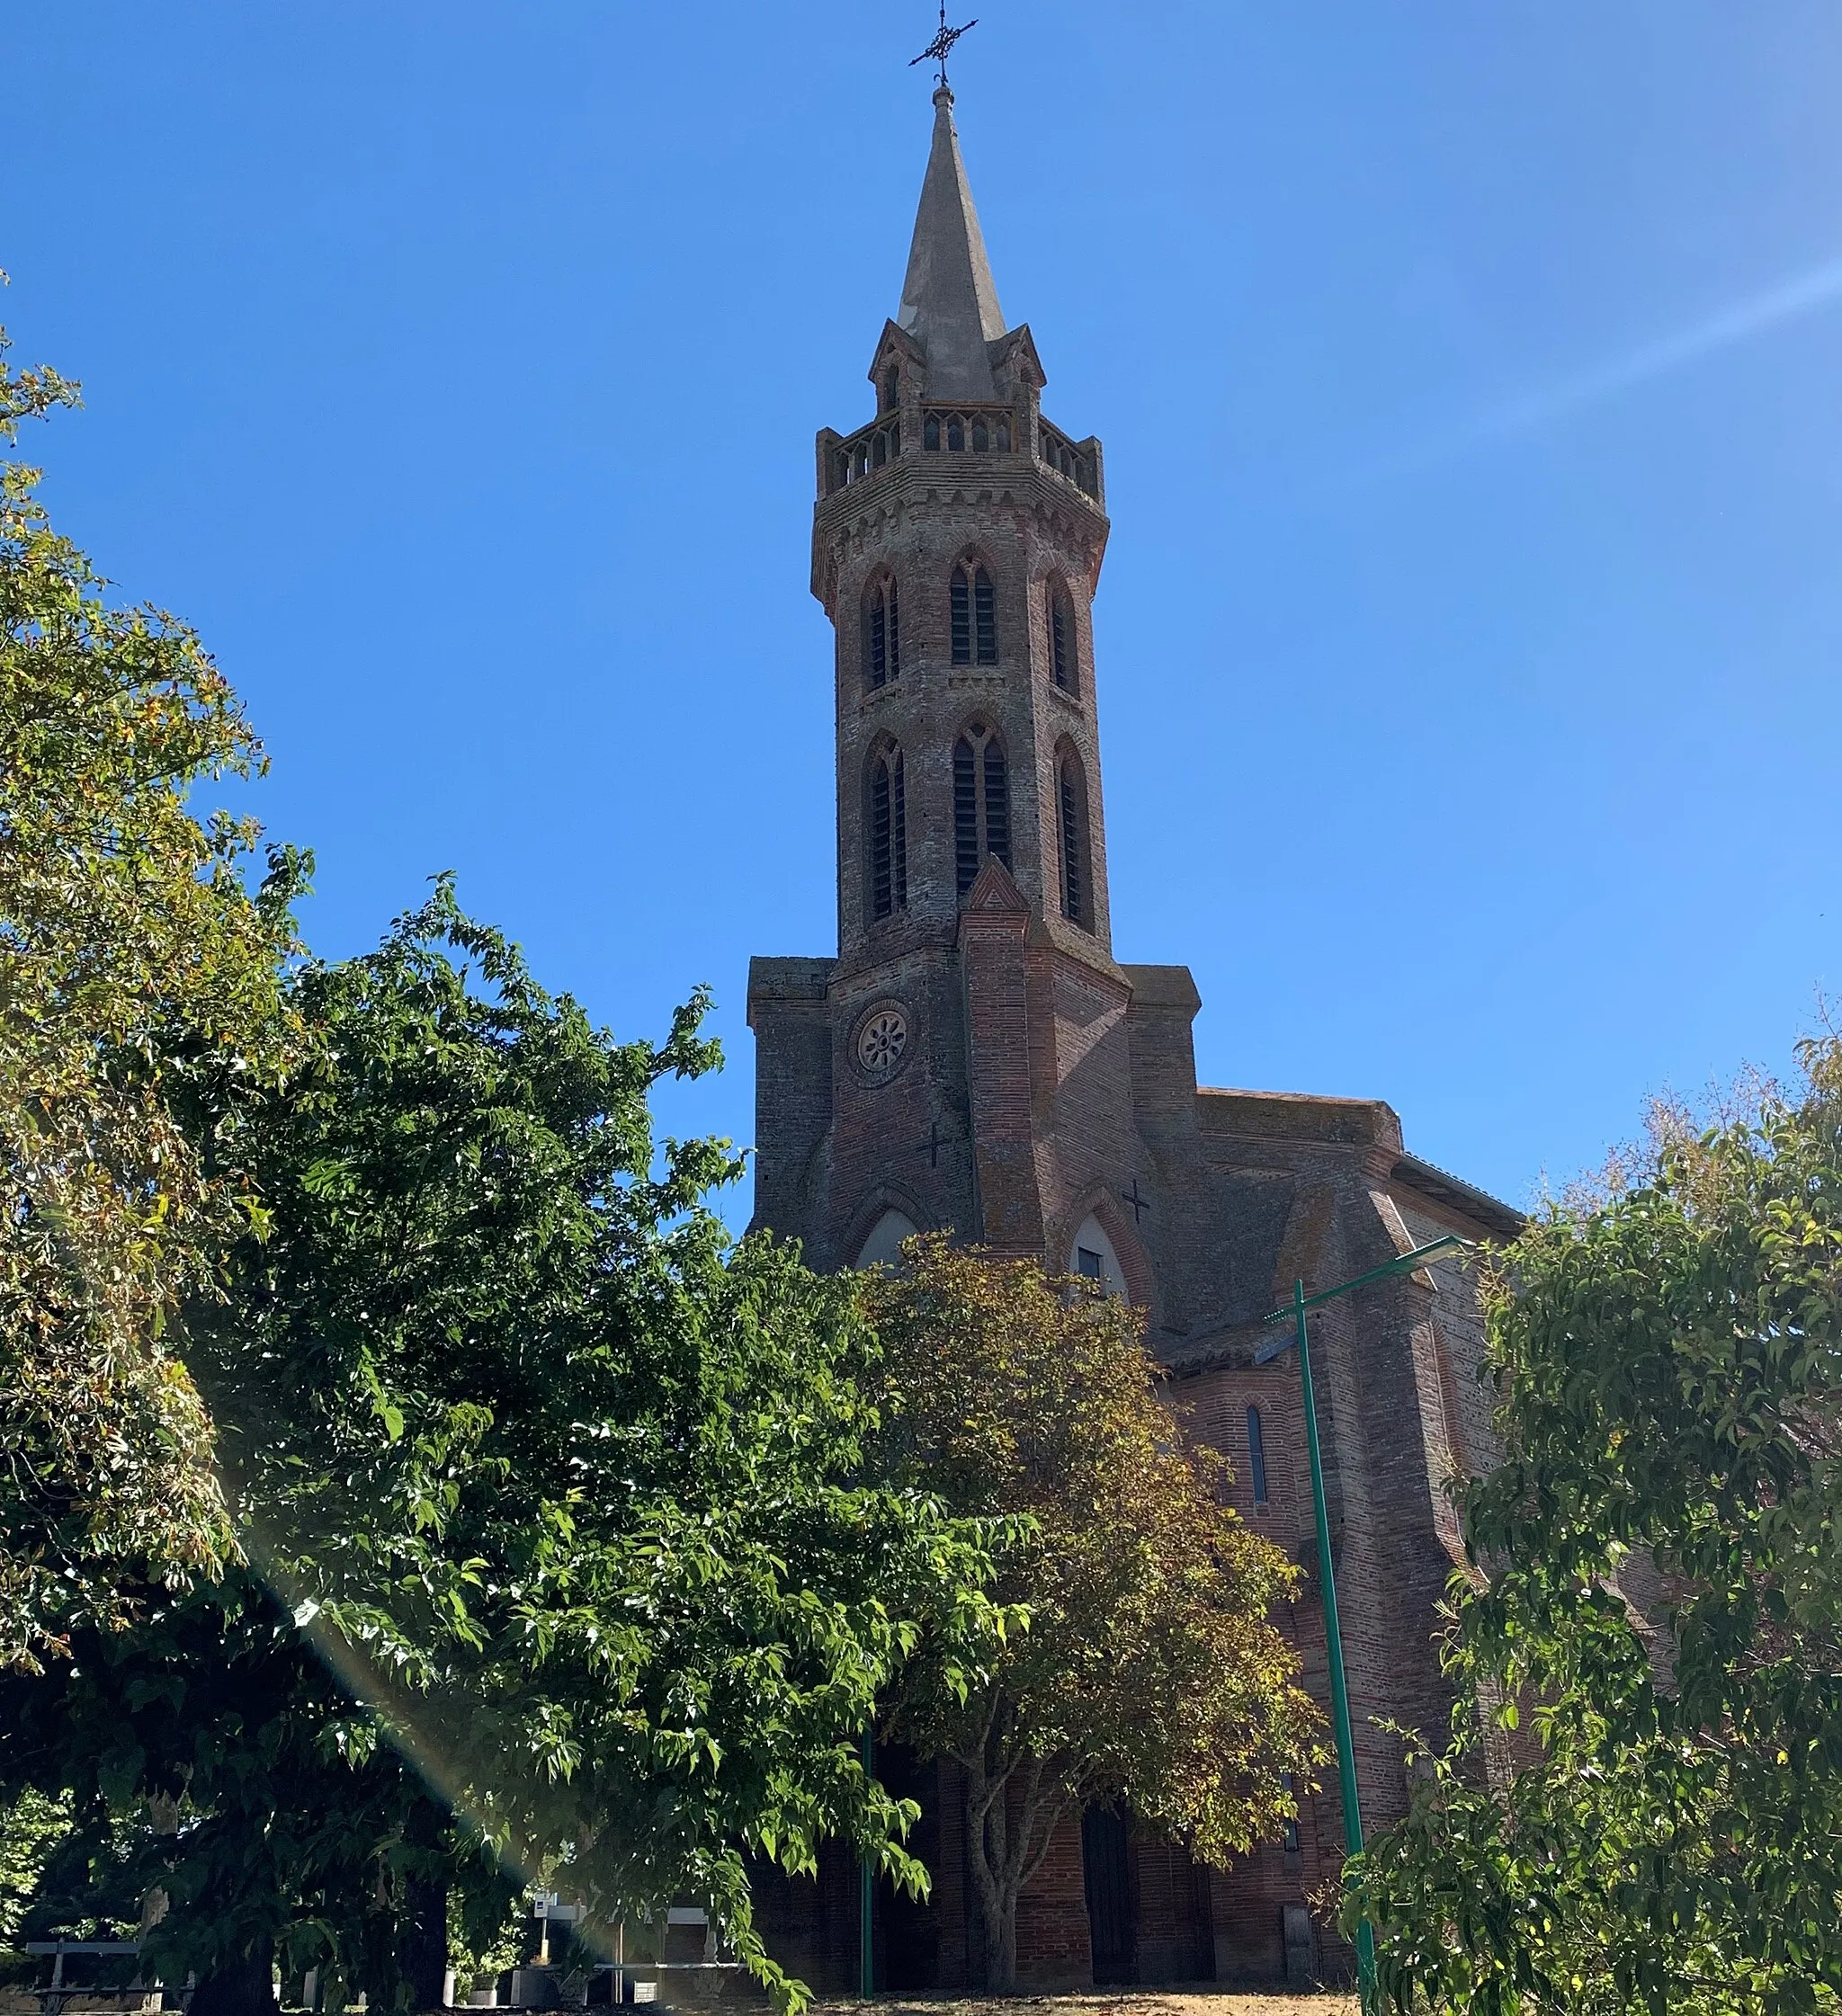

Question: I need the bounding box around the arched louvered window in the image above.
[974,566,997,664]
[951,562,997,666]
[952,737,979,891]
[1247,1405,1270,1508]
[984,736,1008,865]
[952,720,1009,896]
[868,744,908,923]
[1049,580,1075,691]
[881,367,899,412]
[863,575,900,690]
[1057,744,1090,930]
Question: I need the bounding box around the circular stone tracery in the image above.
[855,1005,909,1078]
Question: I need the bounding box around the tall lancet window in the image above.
[863,574,900,690]
[1048,579,1076,691]
[951,562,998,666]
[1057,742,1090,930]
[952,721,1010,896]
[868,744,908,922]
[984,735,1009,864]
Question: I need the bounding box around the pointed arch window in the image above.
[1069,1215,1127,1299]
[868,744,908,923]
[1247,1405,1270,1509]
[1057,743,1090,930]
[856,1208,918,1271]
[1048,579,1076,691]
[863,574,900,690]
[951,562,997,666]
[952,720,1009,896]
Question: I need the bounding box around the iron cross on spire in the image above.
[911,4,978,90]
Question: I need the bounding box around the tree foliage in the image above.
[0,317,300,1670]
[0,1789,68,1949]
[0,890,1003,2012]
[864,1237,1322,1989]
[1349,1039,1842,2016]
[0,1566,487,2007]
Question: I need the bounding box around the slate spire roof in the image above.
[897,86,1007,401]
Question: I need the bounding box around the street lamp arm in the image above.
[1255,1233,1472,1351]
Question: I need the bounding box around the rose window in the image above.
[857,1008,909,1075]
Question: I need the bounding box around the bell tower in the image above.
[750,80,1159,1296]
[816,85,1114,974]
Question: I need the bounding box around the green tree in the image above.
[0,316,300,1671]
[1349,1038,1842,2016]
[0,1566,496,2016]
[1,891,1003,2014]
[0,1789,68,1950]
[864,1236,1323,1990]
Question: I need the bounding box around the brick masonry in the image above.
[745,85,1520,1995]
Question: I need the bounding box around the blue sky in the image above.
[12,2,1842,1226]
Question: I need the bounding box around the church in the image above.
[746,76,1519,1992]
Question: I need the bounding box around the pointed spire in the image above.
[898,86,1007,401]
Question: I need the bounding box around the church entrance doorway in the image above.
[871,1744,939,1990]
[1081,1805,1134,1984]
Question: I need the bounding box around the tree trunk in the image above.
[189,1940,275,2016]
[399,1876,450,2011]
[962,1737,1067,1994]
[963,1744,1010,1990]
[989,1894,1018,1993]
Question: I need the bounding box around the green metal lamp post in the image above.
[860,1725,875,2001]
[1255,1233,1471,2016]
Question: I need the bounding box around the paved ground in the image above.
[816,1996,1356,2016]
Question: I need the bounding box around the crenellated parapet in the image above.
[818,400,1104,507]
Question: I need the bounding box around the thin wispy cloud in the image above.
[1347,249,1842,486]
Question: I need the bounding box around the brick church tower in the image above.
[748,84,1520,1992]
[750,82,1133,1290]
